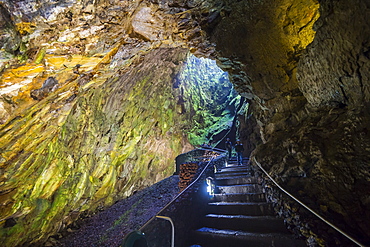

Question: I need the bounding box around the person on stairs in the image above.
[235,139,244,165]
[225,138,233,160]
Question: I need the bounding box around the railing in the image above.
[155,216,175,247]
[174,147,226,174]
[253,157,365,247]
[136,149,227,247]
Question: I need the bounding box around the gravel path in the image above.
[51,175,180,247]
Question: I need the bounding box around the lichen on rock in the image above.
[0,46,192,246]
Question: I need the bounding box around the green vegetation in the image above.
[175,55,242,146]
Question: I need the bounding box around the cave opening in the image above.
[175,53,247,149]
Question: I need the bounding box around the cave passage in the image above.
[175,54,245,148]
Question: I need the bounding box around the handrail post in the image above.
[156,216,175,247]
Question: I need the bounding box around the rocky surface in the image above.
[190,0,370,244]
[0,45,190,246]
[250,1,370,244]
[254,104,370,245]
[297,0,370,108]
[55,175,180,247]
[0,0,239,245]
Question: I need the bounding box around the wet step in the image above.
[215,171,251,178]
[215,176,258,186]
[227,157,249,162]
[217,167,250,173]
[189,156,304,247]
[217,183,263,194]
[213,192,266,203]
[193,227,306,247]
[219,165,250,172]
[203,214,290,234]
[207,202,275,216]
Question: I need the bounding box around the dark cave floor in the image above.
[48,176,180,247]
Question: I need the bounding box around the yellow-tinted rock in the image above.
[132,6,164,41]
[0,47,192,246]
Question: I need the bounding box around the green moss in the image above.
[1,222,26,246]
[175,54,242,146]
[0,48,204,246]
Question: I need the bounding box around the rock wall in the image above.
[298,0,370,108]
[197,0,370,244]
[0,0,241,245]
[255,1,370,244]
[0,46,193,246]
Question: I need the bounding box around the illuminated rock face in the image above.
[0,0,369,246]
[208,0,319,100]
[0,46,193,246]
[0,1,239,245]
[298,0,370,108]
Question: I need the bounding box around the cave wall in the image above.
[0,0,197,245]
[256,1,370,244]
[0,0,241,245]
[298,0,370,108]
[0,46,194,246]
[198,0,370,244]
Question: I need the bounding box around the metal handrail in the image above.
[155,216,175,247]
[199,147,226,153]
[175,148,224,174]
[253,157,364,247]
[140,150,223,231]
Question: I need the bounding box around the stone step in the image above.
[215,171,251,178]
[207,202,275,216]
[192,227,306,247]
[217,184,263,194]
[215,176,258,186]
[213,193,266,203]
[217,164,251,170]
[203,214,290,234]
[227,157,249,162]
[219,166,250,172]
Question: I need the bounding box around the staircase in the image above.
[190,157,306,247]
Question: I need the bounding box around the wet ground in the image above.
[49,176,180,247]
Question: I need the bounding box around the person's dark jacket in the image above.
[235,143,244,152]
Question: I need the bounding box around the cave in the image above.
[0,0,369,246]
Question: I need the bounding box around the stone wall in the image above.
[178,162,199,191]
